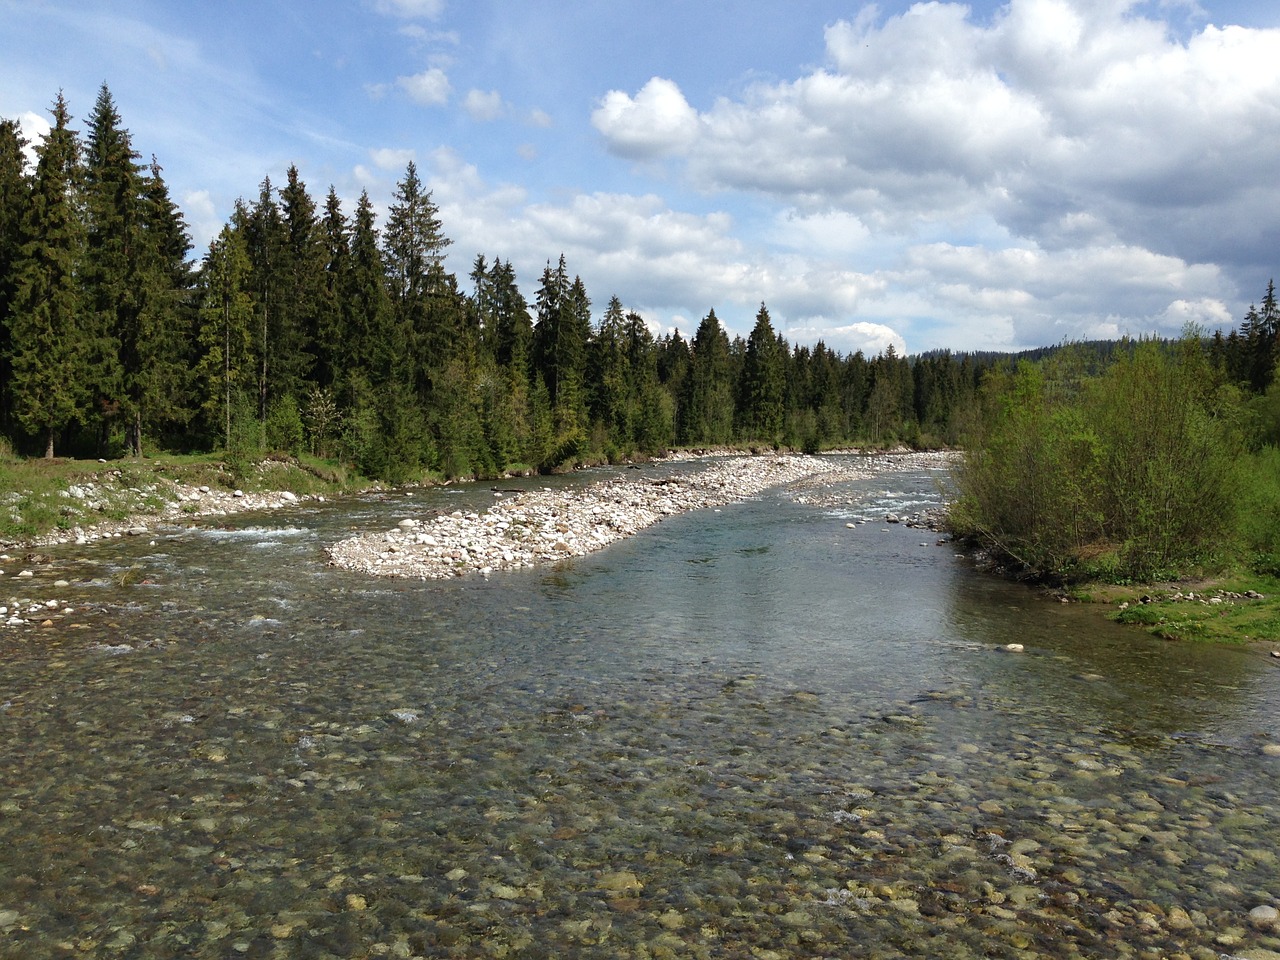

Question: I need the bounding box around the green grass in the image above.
[0,452,371,543]
[1071,572,1280,644]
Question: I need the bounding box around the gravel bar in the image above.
[328,452,950,579]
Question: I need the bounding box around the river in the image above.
[0,456,1277,959]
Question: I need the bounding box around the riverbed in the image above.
[0,454,1277,959]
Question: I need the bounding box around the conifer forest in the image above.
[0,87,992,479]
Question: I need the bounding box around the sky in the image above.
[3,0,1279,356]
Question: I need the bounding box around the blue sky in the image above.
[3,0,1279,355]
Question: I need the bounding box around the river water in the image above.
[0,456,1277,959]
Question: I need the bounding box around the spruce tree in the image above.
[490,258,531,371]
[195,224,254,446]
[82,82,144,450]
[315,186,350,389]
[383,160,453,388]
[245,176,286,419]
[589,295,630,437]
[345,190,393,382]
[128,156,194,453]
[275,165,323,401]
[685,308,734,444]
[736,303,785,442]
[8,93,86,458]
[0,117,31,432]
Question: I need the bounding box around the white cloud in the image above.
[592,77,700,159]
[463,89,505,122]
[181,190,219,253]
[526,108,553,129]
[370,147,416,170]
[591,1,1280,297]
[16,110,49,170]
[374,0,444,19]
[792,321,906,357]
[397,67,451,106]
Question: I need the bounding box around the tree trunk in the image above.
[130,409,142,458]
[45,427,55,459]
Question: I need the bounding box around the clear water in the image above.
[1,457,1278,959]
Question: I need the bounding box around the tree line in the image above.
[0,86,994,480]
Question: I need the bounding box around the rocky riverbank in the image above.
[328,451,954,579]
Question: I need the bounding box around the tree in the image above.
[684,308,734,444]
[195,223,254,446]
[313,186,349,390]
[382,160,454,387]
[0,117,31,432]
[532,256,592,458]
[8,93,86,457]
[126,155,194,453]
[736,303,785,442]
[274,164,324,401]
[589,295,631,440]
[244,176,286,419]
[490,258,531,371]
[81,82,144,450]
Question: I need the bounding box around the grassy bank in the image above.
[0,452,366,544]
[1063,572,1280,644]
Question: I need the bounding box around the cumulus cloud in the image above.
[181,190,220,253]
[590,0,1280,330]
[16,110,49,169]
[397,67,450,106]
[796,321,907,357]
[374,0,444,19]
[526,108,553,129]
[592,77,700,159]
[370,147,416,170]
[463,88,505,122]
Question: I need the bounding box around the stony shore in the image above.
[327,451,954,580]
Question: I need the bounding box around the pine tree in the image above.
[8,93,86,458]
[382,160,453,387]
[0,117,31,432]
[274,165,324,402]
[244,176,286,419]
[81,82,144,450]
[314,186,350,390]
[195,223,254,446]
[127,155,194,453]
[736,303,785,442]
[684,308,734,444]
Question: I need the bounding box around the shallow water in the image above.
[1,456,1278,959]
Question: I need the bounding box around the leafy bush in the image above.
[951,338,1240,581]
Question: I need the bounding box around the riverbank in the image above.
[0,454,366,550]
[327,451,953,579]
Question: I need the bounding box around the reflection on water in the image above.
[0,457,1278,958]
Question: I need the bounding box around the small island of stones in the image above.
[328,452,950,579]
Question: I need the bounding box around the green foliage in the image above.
[952,338,1240,581]
[8,93,86,457]
[265,394,304,456]
[224,392,263,482]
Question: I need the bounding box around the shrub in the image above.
[951,338,1240,581]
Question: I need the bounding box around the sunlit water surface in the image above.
[1,457,1278,959]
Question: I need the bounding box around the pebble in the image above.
[1251,904,1280,929]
